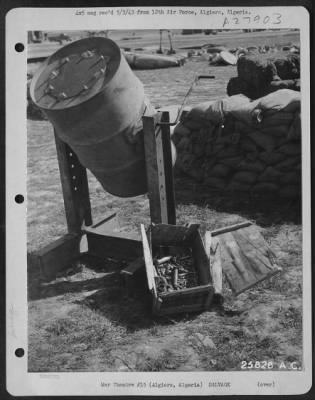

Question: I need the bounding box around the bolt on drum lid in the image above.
[30,37,121,110]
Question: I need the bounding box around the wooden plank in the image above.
[143,115,163,224]
[29,233,81,281]
[219,225,281,295]
[233,228,281,275]
[242,225,278,260]
[159,284,212,299]
[192,231,210,285]
[205,232,223,297]
[141,224,157,298]
[54,130,92,233]
[223,229,281,295]
[226,231,267,288]
[155,118,169,224]
[143,114,176,225]
[86,231,142,261]
[211,221,252,237]
[233,230,275,274]
[223,232,255,284]
[160,111,176,225]
[218,236,245,294]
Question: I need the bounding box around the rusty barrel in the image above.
[30,37,161,197]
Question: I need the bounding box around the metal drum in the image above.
[30,37,161,197]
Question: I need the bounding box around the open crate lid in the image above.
[140,224,157,297]
[209,221,282,295]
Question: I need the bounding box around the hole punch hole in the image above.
[15,43,25,53]
[15,194,24,204]
[15,348,25,358]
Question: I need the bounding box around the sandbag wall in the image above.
[227,52,300,99]
[173,89,301,199]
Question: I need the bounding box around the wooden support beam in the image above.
[54,130,92,233]
[211,221,252,237]
[160,112,176,225]
[143,112,176,225]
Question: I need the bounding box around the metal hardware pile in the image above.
[153,254,198,294]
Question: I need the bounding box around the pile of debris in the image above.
[173,89,301,199]
[227,52,300,99]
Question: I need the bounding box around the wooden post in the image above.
[160,111,176,225]
[54,130,92,233]
[143,112,176,225]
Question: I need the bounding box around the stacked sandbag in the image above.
[227,52,300,99]
[173,89,301,199]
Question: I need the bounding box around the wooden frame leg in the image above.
[54,130,92,233]
[143,111,176,225]
[29,114,178,281]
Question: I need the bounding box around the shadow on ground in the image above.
[174,173,302,226]
[28,252,230,332]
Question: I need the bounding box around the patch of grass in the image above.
[270,304,302,330]
[135,349,184,371]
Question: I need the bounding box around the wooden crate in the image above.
[140,223,214,316]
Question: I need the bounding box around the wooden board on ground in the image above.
[28,233,81,281]
[214,221,281,295]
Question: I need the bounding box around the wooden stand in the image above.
[28,111,176,280]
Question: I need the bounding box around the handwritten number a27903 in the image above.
[222,13,282,28]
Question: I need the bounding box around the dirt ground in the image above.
[27,30,303,372]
